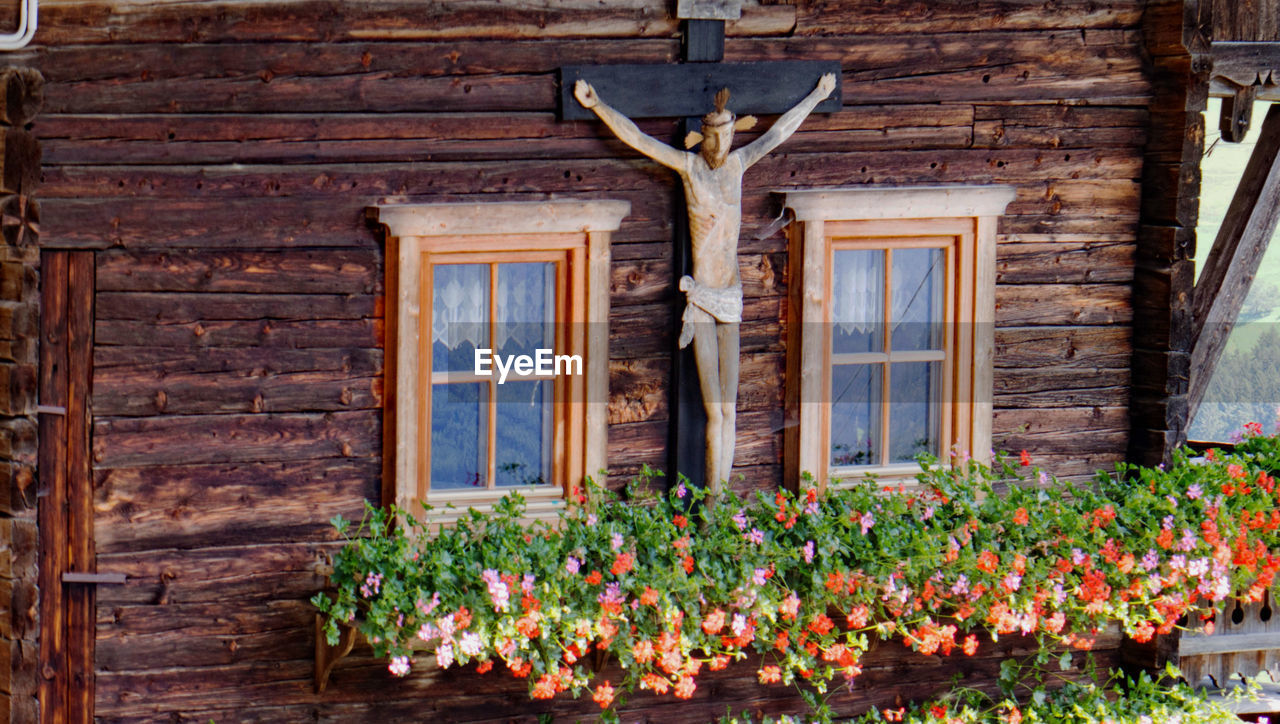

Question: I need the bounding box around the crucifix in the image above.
[558,6,841,498]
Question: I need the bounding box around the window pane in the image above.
[832,249,883,354]
[497,262,556,360]
[888,361,940,464]
[430,382,488,489]
[432,263,489,373]
[496,380,553,487]
[831,364,881,467]
[891,247,944,351]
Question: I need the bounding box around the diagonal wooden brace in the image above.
[1189,103,1280,420]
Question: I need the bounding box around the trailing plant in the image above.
[715,669,1245,723]
[313,429,1280,721]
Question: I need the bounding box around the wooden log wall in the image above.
[0,67,42,724]
[16,0,1149,720]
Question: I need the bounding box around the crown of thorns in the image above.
[683,88,756,149]
[702,88,735,127]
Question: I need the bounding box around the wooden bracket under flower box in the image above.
[1127,594,1280,686]
[315,614,357,694]
[1178,595,1280,685]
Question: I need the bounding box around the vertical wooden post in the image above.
[668,18,725,492]
[37,250,94,724]
[1128,0,1211,466]
[0,66,43,724]
[65,252,94,723]
[36,251,66,724]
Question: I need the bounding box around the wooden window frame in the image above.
[780,186,1015,491]
[372,200,629,524]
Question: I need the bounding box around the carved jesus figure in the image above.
[576,74,837,495]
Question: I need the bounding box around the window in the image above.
[781,186,1014,488]
[374,200,629,523]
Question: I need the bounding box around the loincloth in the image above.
[677,275,743,349]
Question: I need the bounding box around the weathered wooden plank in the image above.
[43,119,975,166]
[795,0,1141,33]
[992,406,1129,454]
[37,151,1144,201]
[92,411,381,468]
[49,72,555,115]
[25,1,795,46]
[97,614,312,672]
[36,251,68,724]
[974,122,1146,150]
[66,251,95,722]
[974,104,1148,127]
[95,293,378,323]
[999,213,1140,236]
[94,459,379,553]
[96,542,338,606]
[24,39,679,85]
[39,193,669,250]
[39,106,975,166]
[93,367,381,417]
[996,242,1135,284]
[90,628,1119,719]
[995,284,1131,325]
[94,318,383,349]
[95,249,380,294]
[93,346,380,374]
[27,30,1142,113]
[994,326,1132,368]
[40,198,377,250]
[993,383,1126,411]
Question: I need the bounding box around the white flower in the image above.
[388,655,411,677]
[436,642,455,669]
[459,632,482,656]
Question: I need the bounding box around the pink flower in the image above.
[388,655,410,677]
[859,511,875,535]
[744,528,765,545]
[565,556,581,574]
[436,642,455,669]
[803,540,815,564]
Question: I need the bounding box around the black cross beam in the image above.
[557,20,840,491]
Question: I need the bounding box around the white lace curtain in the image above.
[431,263,555,353]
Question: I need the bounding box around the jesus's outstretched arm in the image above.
[575,80,687,172]
[736,73,837,169]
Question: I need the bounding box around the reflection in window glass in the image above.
[831,364,881,467]
[889,362,940,463]
[891,248,943,352]
[430,382,487,489]
[496,379,552,487]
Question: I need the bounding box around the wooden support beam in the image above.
[1188,103,1280,421]
[557,61,841,120]
[1219,84,1257,141]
